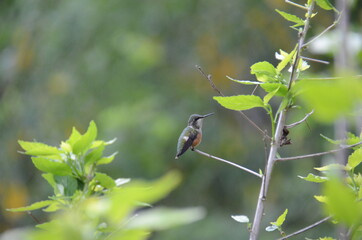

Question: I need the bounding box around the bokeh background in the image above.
[1,0,361,239]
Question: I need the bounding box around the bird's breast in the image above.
[192,131,202,147]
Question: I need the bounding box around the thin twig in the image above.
[302,12,342,48]
[300,56,330,64]
[278,216,332,240]
[196,65,270,139]
[285,110,314,129]
[27,211,41,224]
[285,0,308,10]
[251,85,259,95]
[193,149,262,178]
[196,65,224,96]
[276,141,362,161]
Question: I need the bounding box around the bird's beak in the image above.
[202,112,214,118]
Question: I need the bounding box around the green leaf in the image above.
[109,171,182,222]
[42,173,58,194]
[7,200,54,212]
[43,201,62,212]
[314,195,328,203]
[32,157,72,176]
[346,132,361,148]
[323,178,362,226]
[298,78,362,123]
[315,164,346,172]
[250,61,278,82]
[54,175,78,196]
[95,172,116,189]
[35,219,60,230]
[316,0,335,11]
[43,174,77,197]
[89,139,116,150]
[85,144,105,166]
[263,86,280,104]
[214,95,265,111]
[66,127,82,147]
[126,207,205,231]
[297,59,310,72]
[299,173,328,183]
[276,47,297,72]
[73,121,98,155]
[231,215,249,223]
[226,76,262,85]
[18,140,62,157]
[60,141,72,153]
[347,148,362,169]
[271,209,288,227]
[97,152,117,165]
[320,134,342,145]
[275,9,304,26]
[265,225,278,232]
[260,83,288,97]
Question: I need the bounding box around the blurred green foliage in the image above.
[1,0,362,239]
[8,121,205,239]
[300,131,362,238]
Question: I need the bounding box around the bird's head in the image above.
[188,113,214,129]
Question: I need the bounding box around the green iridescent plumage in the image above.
[175,126,199,159]
[175,113,214,159]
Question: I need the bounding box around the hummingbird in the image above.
[175,113,214,159]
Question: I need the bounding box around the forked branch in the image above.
[250,1,316,239]
[302,12,342,48]
[196,65,270,139]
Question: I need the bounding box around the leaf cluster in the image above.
[265,209,288,236]
[8,121,204,240]
[214,46,307,137]
[300,132,362,239]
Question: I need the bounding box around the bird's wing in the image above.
[175,127,198,158]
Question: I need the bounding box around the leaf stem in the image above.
[267,106,276,137]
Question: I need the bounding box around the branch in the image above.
[300,56,330,65]
[196,65,270,139]
[278,216,332,240]
[27,211,41,224]
[250,2,316,239]
[285,0,308,10]
[196,65,224,96]
[302,12,342,48]
[285,110,314,129]
[276,141,362,161]
[193,149,263,178]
